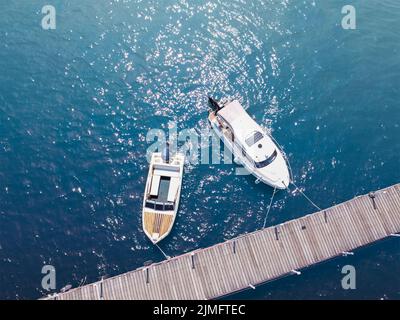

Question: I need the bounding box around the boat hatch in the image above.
[245,131,264,147]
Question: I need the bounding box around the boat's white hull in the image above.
[209,115,290,189]
[142,153,185,244]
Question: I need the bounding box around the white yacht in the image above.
[142,145,185,244]
[208,98,290,189]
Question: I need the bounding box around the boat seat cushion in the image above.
[150,175,161,196]
[167,177,180,202]
[153,164,180,172]
[154,169,180,178]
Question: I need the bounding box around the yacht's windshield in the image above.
[145,200,174,211]
[255,150,278,168]
[145,200,155,209]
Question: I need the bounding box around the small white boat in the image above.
[142,146,185,244]
[208,98,290,189]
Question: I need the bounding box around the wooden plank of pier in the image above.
[46,183,400,300]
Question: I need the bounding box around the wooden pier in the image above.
[44,183,400,300]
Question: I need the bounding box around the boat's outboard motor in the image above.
[208,97,222,112]
[162,141,170,163]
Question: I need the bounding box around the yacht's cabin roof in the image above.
[217,100,277,166]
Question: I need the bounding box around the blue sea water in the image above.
[0,0,399,299]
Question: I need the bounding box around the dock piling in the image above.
[99,278,104,300]
[369,192,377,209]
[145,268,149,284]
[274,227,279,240]
[191,253,195,269]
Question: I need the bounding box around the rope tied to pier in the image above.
[291,180,322,212]
[262,187,277,229]
[278,144,321,212]
[155,243,171,260]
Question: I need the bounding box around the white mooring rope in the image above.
[262,187,277,229]
[291,180,322,212]
[155,243,170,260]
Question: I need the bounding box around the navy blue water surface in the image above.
[0,0,399,299]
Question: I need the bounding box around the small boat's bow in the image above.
[143,211,174,244]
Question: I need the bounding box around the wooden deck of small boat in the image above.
[43,183,400,300]
[143,211,173,240]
